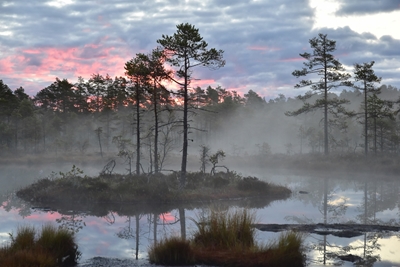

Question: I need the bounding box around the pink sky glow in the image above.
[1,42,130,95]
[248,45,280,52]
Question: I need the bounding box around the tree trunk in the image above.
[180,59,188,188]
[373,117,377,155]
[153,80,159,173]
[136,82,141,175]
[323,46,329,155]
[179,208,186,240]
[153,212,158,246]
[96,128,103,158]
[364,80,368,156]
[135,214,139,260]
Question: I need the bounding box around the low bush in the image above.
[237,176,268,192]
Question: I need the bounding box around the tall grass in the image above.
[9,225,36,251]
[149,208,306,267]
[0,224,79,267]
[254,231,305,267]
[148,236,195,265]
[192,208,255,250]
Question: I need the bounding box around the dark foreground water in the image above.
[1,164,399,266]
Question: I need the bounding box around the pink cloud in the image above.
[160,212,175,223]
[0,57,14,73]
[191,79,217,88]
[25,212,61,221]
[0,40,131,94]
[248,45,280,52]
[279,57,304,62]
[160,77,220,93]
[224,84,248,95]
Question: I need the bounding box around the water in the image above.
[1,164,399,266]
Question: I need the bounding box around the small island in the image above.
[16,165,291,209]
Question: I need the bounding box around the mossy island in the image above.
[16,165,291,212]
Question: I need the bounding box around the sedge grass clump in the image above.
[148,236,195,265]
[8,225,36,251]
[192,208,256,250]
[255,231,305,267]
[149,208,306,267]
[37,224,79,265]
[0,224,79,267]
[194,230,305,267]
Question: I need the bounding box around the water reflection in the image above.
[1,172,400,266]
[282,174,400,266]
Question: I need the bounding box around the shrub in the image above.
[237,176,268,192]
[212,175,230,188]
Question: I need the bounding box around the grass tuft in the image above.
[9,225,36,251]
[149,208,306,267]
[148,236,195,265]
[192,208,256,250]
[0,224,79,267]
[37,224,79,265]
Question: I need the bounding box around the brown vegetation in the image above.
[148,209,305,267]
[0,224,79,267]
[16,170,291,206]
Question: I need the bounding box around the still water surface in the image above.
[1,164,399,266]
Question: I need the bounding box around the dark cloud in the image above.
[0,0,399,97]
[335,0,400,15]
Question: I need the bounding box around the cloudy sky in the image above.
[1,0,400,99]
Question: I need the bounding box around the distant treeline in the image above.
[1,77,400,160]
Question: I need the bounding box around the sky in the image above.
[0,0,400,99]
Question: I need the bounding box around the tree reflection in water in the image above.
[56,211,87,234]
[285,175,400,266]
[1,173,399,265]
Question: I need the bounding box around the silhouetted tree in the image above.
[125,54,151,175]
[157,23,225,188]
[366,94,394,154]
[0,80,19,124]
[244,89,265,109]
[353,61,382,155]
[146,48,173,173]
[35,78,85,114]
[286,33,351,155]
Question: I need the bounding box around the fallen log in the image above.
[253,223,400,238]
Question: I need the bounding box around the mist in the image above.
[1,77,400,266]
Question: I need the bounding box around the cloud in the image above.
[335,0,400,16]
[0,0,399,98]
